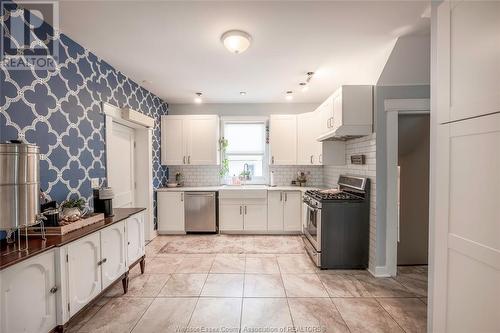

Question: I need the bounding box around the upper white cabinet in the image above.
[317,85,373,141]
[0,250,57,333]
[161,115,220,165]
[436,1,500,123]
[269,115,297,165]
[157,191,185,234]
[297,112,322,165]
[67,233,102,317]
[126,213,145,265]
[101,221,127,289]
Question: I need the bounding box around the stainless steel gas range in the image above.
[303,175,370,269]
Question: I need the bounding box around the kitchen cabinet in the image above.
[436,1,500,124]
[219,199,268,232]
[269,115,297,165]
[101,221,127,289]
[67,232,102,317]
[267,191,302,232]
[297,112,322,165]
[126,213,145,265]
[157,191,185,234]
[161,115,220,166]
[0,250,57,333]
[317,85,373,141]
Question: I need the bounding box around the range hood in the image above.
[316,124,373,141]
[316,85,374,142]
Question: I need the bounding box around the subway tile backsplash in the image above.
[167,165,324,187]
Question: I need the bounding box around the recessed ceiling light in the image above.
[299,82,309,92]
[285,91,293,101]
[194,92,203,104]
[240,91,247,96]
[221,30,252,54]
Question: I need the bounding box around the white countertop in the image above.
[156,185,324,192]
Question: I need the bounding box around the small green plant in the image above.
[219,138,229,177]
[61,198,86,210]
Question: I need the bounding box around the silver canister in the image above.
[0,142,41,230]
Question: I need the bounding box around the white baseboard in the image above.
[368,265,392,277]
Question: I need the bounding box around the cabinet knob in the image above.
[102,258,107,264]
[50,286,58,294]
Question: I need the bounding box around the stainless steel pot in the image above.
[0,142,41,230]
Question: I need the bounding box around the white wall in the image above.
[168,103,320,116]
[377,35,431,86]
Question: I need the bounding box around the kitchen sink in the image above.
[219,185,268,199]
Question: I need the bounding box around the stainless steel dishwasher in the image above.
[184,192,218,232]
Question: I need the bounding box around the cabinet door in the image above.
[433,113,500,332]
[101,221,127,289]
[318,97,332,135]
[269,115,297,165]
[219,203,244,231]
[244,204,268,231]
[297,112,322,165]
[127,213,145,265]
[67,233,101,317]
[161,116,186,165]
[283,191,302,231]
[157,191,185,233]
[0,250,56,333]
[436,1,500,123]
[267,191,284,231]
[186,115,220,165]
[331,89,343,132]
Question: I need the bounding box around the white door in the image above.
[186,115,219,165]
[297,112,321,165]
[269,115,297,165]
[436,1,500,123]
[109,122,135,208]
[283,191,302,231]
[67,233,101,317]
[100,221,127,289]
[244,204,268,231]
[0,250,57,333]
[219,203,244,231]
[157,191,185,233]
[161,116,186,165]
[127,213,145,265]
[267,191,284,231]
[433,113,500,333]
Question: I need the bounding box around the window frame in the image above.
[220,116,269,185]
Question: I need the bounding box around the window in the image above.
[222,120,268,184]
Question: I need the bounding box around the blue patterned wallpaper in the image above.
[0,3,168,225]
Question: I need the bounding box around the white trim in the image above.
[368,265,392,278]
[102,102,155,242]
[385,98,430,112]
[385,98,430,277]
[102,102,154,129]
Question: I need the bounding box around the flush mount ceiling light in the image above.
[194,92,203,104]
[285,91,293,101]
[299,71,315,92]
[299,82,309,92]
[240,91,247,96]
[221,30,252,54]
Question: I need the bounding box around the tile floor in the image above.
[68,234,428,333]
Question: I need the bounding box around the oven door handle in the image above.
[304,201,317,211]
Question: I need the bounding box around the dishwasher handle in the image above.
[185,192,216,197]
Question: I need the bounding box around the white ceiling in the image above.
[59,1,430,104]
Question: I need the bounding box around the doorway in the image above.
[397,114,430,265]
[108,122,136,208]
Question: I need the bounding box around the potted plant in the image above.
[219,138,229,183]
[59,198,88,222]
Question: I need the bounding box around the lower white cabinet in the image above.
[0,250,57,333]
[157,191,185,234]
[101,221,127,289]
[219,199,267,232]
[127,213,145,264]
[67,232,102,317]
[267,191,302,232]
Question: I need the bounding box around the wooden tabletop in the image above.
[0,207,146,271]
